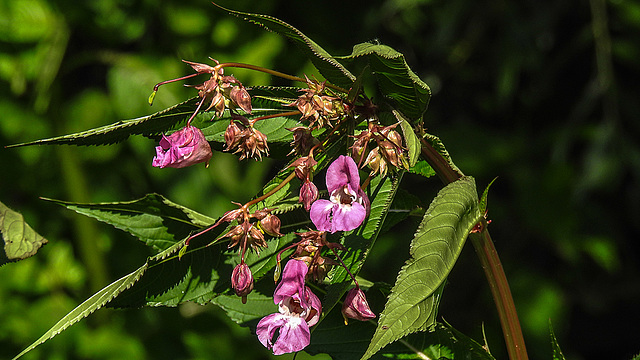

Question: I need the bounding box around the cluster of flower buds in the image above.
[351,121,409,176]
[182,59,252,119]
[288,76,349,129]
[215,205,282,302]
[224,115,270,161]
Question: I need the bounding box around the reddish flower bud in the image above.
[230,85,252,114]
[224,120,244,150]
[288,126,317,156]
[342,287,376,324]
[299,180,319,211]
[152,126,212,169]
[260,213,283,237]
[232,262,254,303]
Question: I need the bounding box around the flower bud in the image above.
[342,287,376,324]
[224,120,244,150]
[152,126,212,169]
[260,213,283,237]
[299,180,319,211]
[230,85,252,114]
[232,262,254,303]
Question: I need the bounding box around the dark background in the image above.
[1,0,638,359]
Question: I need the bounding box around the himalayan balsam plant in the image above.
[3,4,570,360]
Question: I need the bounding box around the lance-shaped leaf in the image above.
[1,201,48,266]
[362,176,481,360]
[215,3,355,88]
[549,320,567,360]
[7,98,199,148]
[338,42,431,122]
[42,194,215,252]
[12,262,148,360]
[394,110,421,167]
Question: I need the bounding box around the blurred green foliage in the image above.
[1,0,638,359]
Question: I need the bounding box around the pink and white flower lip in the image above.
[256,259,321,355]
[309,155,370,233]
[152,126,212,168]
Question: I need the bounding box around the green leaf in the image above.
[424,132,464,178]
[362,176,482,360]
[409,160,437,179]
[1,201,48,266]
[394,110,420,167]
[307,303,495,360]
[338,42,431,122]
[42,194,215,252]
[6,98,199,147]
[215,3,355,88]
[12,263,148,360]
[549,320,567,360]
[479,176,498,215]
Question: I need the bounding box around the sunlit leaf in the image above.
[395,110,420,167]
[214,3,355,88]
[12,263,148,360]
[362,176,481,360]
[6,98,199,147]
[42,194,215,252]
[0,201,48,266]
[338,42,431,122]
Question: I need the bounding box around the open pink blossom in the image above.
[256,259,321,355]
[152,126,212,168]
[310,155,369,233]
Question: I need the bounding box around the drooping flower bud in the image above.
[288,126,318,156]
[232,262,254,303]
[299,180,319,211]
[152,126,212,169]
[229,85,252,114]
[260,213,283,237]
[341,287,376,324]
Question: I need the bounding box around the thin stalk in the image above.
[419,138,528,360]
[214,62,350,94]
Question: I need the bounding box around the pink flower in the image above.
[310,155,369,233]
[341,287,376,323]
[152,126,212,168]
[256,259,322,355]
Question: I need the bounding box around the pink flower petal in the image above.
[325,155,361,193]
[274,259,308,304]
[309,199,335,232]
[331,202,366,232]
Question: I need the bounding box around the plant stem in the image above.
[215,62,350,94]
[469,228,528,360]
[419,138,528,360]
